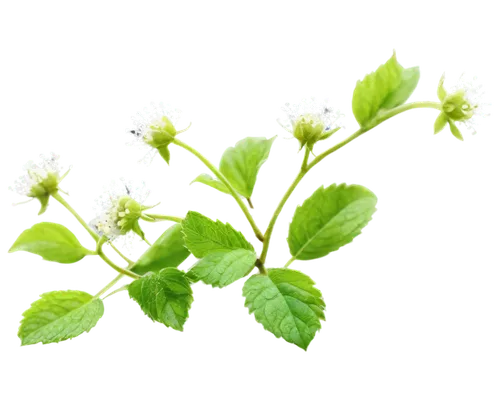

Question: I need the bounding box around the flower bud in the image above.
[442,90,477,122]
[26,170,61,216]
[114,196,142,232]
[143,116,177,148]
[292,114,326,149]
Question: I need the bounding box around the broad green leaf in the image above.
[381,66,420,109]
[18,290,104,346]
[9,222,93,264]
[182,211,254,258]
[128,268,193,331]
[187,249,256,288]
[132,224,190,275]
[219,136,276,198]
[434,112,448,134]
[243,269,325,350]
[288,184,377,261]
[191,173,231,195]
[449,120,464,141]
[352,53,402,125]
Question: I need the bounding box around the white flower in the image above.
[418,64,496,143]
[273,96,352,142]
[446,68,496,136]
[120,96,191,167]
[89,179,151,242]
[9,153,69,214]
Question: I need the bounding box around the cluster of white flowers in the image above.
[10,153,67,199]
[128,102,184,163]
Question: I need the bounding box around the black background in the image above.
[0,38,497,362]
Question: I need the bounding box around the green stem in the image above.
[307,101,442,171]
[94,274,125,296]
[96,284,128,301]
[255,258,267,275]
[259,168,307,264]
[109,242,134,265]
[172,138,264,242]
[246,198,254,209]
[52,192,134,265]
[283,257,295,268]
[143,213,183,223]
[301,148,311,170]
[96,237,141,280]
[259,144,314,264]
[260,101,442,265]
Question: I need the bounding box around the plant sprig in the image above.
[9,51,487,350]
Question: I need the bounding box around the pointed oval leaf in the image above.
[350,55,402,126]
[182,211,254,258]
[132,223,190,275]
[191,173,231,195]
[219,136,276,198]
[243,269,325,350]
[18,290,104,346]
[9,222,92,263]
[187,249,257,288]
[381,66,420,109]
[288,184,377,261]
[128,268,193,331]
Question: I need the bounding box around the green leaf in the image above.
[434,112,449,134]
[381,66,420,109]
[18,290,104,346]
[350,55,402,126]
[9,222,93,264]
[132,223,190,275]
[243,269,325,350]
[350,54,422,126]
[182,211,254,258]
[187,249,256,288]
[191,173,231,195]
[288,184,377,261]
[219,136,276,198]
[449,120,464,141]
[128,268,193,331]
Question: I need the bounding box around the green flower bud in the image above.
[143,116,177,148]
[442,90,477,122]
[293,115,326,149]
[114,196,142,234]
[26,170,61,216]
[91,196,146,239]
